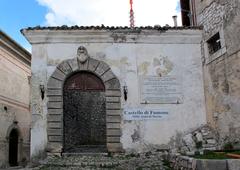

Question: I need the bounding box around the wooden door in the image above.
[63,72,106,153]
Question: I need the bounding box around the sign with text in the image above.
[139,76,183,104]
[124,109,168,120]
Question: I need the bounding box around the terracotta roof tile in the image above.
[21,25,202,32]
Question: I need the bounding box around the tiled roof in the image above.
[21,25,202,31]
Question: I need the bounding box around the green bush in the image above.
[224,142,233,150]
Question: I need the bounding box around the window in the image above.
[204,30,226,64]
[207,32,221,55]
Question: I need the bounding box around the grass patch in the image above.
[193,152,228,159]
[192,150,240,159]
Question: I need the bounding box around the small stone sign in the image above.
[124,108,168,120]
[140,76,183,104]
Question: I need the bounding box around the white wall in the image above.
[23,28,206,155]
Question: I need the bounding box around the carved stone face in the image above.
[77,46,89,63]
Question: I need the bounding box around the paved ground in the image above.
[39,152,168,170]
[5,151,169,170]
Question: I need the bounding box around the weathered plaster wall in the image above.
[0,47,30,104]
[196,0,240,145]
[0,45,31,167]
[22,28,206,157]
[30,44,48,160]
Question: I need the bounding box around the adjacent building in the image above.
[0,30,31,167]
[195,0,240,145]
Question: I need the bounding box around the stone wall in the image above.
[168,125,219,155]
[165,153,240,170]
[195,0,240,147]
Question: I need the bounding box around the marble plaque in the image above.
[140,76,183,104]
[124,108,168,120]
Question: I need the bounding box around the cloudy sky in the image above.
[37,0,181,26]
[0,0,181,51]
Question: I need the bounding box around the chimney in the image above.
[172,15,178,27]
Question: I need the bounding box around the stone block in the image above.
[51,68,66,81]
[47,142,62,153]
[107,123,121,129]
[196,132,203,141]
[47,77,63,89]
[48,115,62,122]
[57,60,72,75]
[227,160,240,170]
[196,160,227,170]
[206,139,216,144]
[47,152,61,157]
[47,89,62,96]
[48,122,62,128]
[47,129,62,136]
[95,61,110,76]
[106,110,122,116]
[78,59,89,70]
[107,116,121,123]
[48,102,62,109]
[106,102,121,109]
[106,90,121,97]
[107,129,121,136]
[88,58,99,72]
[48,108,63,115]
[48,96,62,102]
[101,70,116,82]
[48,136,62,142]
[68,58,79,71]
[107,137,121,143]
[105,78,120,90]
[203,147,216,151]
[106,97,120,103]
[183,134,194,147]
[107,143,123,152]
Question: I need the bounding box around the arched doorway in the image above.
[9,129,18,166]
[47,56,122,153]
[63,71,106,153]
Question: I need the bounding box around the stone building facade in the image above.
[22,26,206,160]
[194,0,240,146]
[0,30,31,167]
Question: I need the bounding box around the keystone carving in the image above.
[77,46,89,63]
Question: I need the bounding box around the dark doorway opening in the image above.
[9,129,18,166]
[63,71,106,153]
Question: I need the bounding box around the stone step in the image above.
[62,152,108,157]
[36,165,118,170]
[63,145,108,153]
[1,166,23,170]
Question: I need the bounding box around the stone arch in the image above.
[6,122,23,166]
[47,57,122,153]
[6,122,23,140]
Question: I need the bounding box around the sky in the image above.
[0,0,181,52]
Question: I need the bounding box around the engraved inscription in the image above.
[140,76,183,104]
